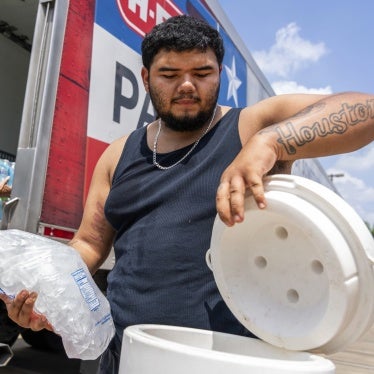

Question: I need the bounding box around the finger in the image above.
[45,321,54,332]
[8,290,29,320]
[247,178,266,209]
[0,293,12,305]
[10,291,37,328]
[30,313,53,332]
[4,291,51,332]
[228,176,246,224]
[216,181,234,226]
[0,176,10,190]
[20,292,39,327]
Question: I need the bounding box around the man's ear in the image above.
[141,67,150,92]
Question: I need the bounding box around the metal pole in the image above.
[0,343,13,366]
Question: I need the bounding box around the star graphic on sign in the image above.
[224,56,242,107]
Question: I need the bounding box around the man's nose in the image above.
[178,76,196,93]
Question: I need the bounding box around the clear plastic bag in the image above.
[0,229,115,360]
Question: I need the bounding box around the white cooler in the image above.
[119,174,374,373]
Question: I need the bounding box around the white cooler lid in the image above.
[208,174,374,354]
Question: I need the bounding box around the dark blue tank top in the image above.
[104,108,255,339]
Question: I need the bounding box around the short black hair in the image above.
[141,15,224,70]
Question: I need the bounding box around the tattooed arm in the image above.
[217,92,374,226]
[273,94,374,155]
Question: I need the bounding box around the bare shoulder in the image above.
[106,135,128,156]
[96,135,129,181]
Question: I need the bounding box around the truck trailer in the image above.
[0,0,335,355]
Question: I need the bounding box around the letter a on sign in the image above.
[116,0,183,37]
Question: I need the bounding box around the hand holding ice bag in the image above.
[0,230,115,360]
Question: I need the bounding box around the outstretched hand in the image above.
[216,133,279,226]
[0,290,53,332]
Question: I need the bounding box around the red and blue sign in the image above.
[85,0,248,197]
[93,0,247,107]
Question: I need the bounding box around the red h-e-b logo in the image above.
[117,0,183,37]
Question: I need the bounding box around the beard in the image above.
[149,84,220,132]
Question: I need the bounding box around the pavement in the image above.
[0,335,94,374]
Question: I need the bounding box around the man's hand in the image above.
[0,176,11,197]
[216,133,278,226]
[0,290,53,331]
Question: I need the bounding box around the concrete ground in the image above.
[0,335,82,374]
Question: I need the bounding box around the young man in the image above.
[1,15,374,373]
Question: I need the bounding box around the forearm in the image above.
[69,232,114,275]
[261,92,374,160]
[217,92,374,226]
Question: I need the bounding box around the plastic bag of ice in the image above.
[0,229,115,360]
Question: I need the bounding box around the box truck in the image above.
[0,0,334,354]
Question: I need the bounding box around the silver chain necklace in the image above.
[153,105,218,170]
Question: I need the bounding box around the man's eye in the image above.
[196,73,209,77]
[163,75,177,79]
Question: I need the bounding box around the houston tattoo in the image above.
[274,99,374,154]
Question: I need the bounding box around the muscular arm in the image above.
[69,136,127,274]
[237,93,330,141]
[217,92,374,225]
[265,92,373,157]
